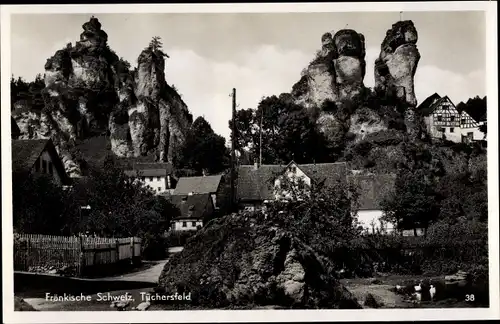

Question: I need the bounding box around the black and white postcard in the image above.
[1,2,498,323]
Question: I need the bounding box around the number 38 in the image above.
[465,294,475,302]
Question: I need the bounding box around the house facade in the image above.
[173,174,224,210]
[419,93,486,143]
[124,162,176,195]
[11,139,70,185]
[169,193,214,231]
[347,173,397,234]
[236,161,347,211]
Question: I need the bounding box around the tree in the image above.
[148,36,169,58]
[380,168,440,236]
[176,117,229,175]
[12,173,70,235]
[229,94,331,165]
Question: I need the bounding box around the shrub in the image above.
[142,232,169,260]
[164,230,198,247]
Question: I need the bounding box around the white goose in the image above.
[414,280,423,293]
[429,284,436,301]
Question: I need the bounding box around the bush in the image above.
[164,230,198,247]
[142,233,169,260]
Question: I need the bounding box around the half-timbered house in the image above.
[419,93,486,143]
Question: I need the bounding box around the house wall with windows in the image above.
[138,175,173,194]
[421,95,486,143]
[273,162,311,199]
[32,147,64,184]
[171,219,203,231]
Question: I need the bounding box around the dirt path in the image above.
[21,259,170,311]
[102,259,169,284]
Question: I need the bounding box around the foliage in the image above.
[11,75,46,111]
[12,173,71,235]
[229,95,331,165]
[380,167,440,234]
[175,116,229,175]
[262,173,361,265]
[164,230,198,247]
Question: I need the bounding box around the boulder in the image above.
[158,215,361,309]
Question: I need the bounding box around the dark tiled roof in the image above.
[11,139,50,173]
[236,162,347,201]
[11,139,70,184]
[169,194,212,220]
[124,162,174,177]
[417,93,441,116]
[173,175,223,195]
[347,173,396,210]
[11,117,21,138]
[460,98,487,123]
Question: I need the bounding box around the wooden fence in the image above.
[14,234,142,277]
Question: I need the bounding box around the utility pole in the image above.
[259,109,263,166]
[230,88,237,211]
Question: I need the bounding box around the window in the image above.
[450,116,455,122]
[290,166,296,173]
[461,118,466,124]
[149,177,153,182]
[438,127,445,133]
[158,187,161,192]
[437,115,442,122]
[42,160,47,173]
[157,176,160,181]
[298,181,305,190]
[467,132,474,139]
[192,221,196,227]
[450,127,455,133]
[48,162,53,175]
[182,222,187,227]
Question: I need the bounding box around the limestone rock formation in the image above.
[293,30,366,110]
[332,29,366,104]
[375,20,420,107]
[109,46,192,161]
[158,215,361,309]
[11,17,192,176]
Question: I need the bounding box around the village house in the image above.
[173,174,224,210]
[347,172,397,234]
[169,193,214,231]
[418,93,486,143]
[124,162,176,195]
[11,138,70,185]
[236,161,347,211]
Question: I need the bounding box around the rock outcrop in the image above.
[11,17,192,176]
[158,214,361,309]
[293,30,366,110]
[375,20,421,139]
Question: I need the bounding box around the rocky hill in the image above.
[12,17,192,177]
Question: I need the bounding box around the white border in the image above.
[1,2,499,323]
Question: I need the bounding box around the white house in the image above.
[347,173,397,234]
[236,161,347,211]
[124,162,176,195]
[419,93,486,143]
[11,138,71,185]
[169,193,214,231]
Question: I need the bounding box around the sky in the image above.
[10,11,486,142]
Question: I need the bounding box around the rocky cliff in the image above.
[11,17,192,177]
[290,21,423,149]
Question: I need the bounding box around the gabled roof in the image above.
[11,139,70,184]
[347,173,396,210]
[173,175,223,195]
[236,162,347,201]
[419,95,457,117]
[417,93,441,116]
[169,193,213,220]
[457,97,487,123]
